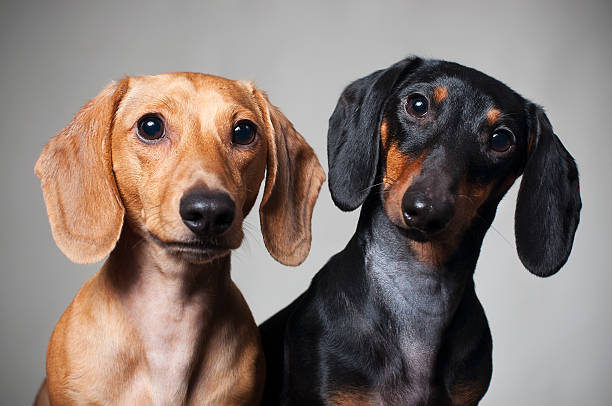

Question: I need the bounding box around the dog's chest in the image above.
[136,301,204,405]
[119,283,210,406]
[367,265,460,402]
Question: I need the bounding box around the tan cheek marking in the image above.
[487,108,501,125]
[383,151,426,230]
[383,142,411,187]
[433,86,448,104]
[454,181,494,222]
[442,181,495,254]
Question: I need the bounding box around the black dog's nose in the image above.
[179,190,235,237]
[401,190,454,234]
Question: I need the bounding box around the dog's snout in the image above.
[180,190,235,237]
[401,190,454,235]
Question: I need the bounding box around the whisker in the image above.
[456,195,513,249]
[357,182,387,193]
[489,224,514,248]
[131,236,147,250]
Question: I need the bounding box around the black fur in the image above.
[260,57,581,405]
[515,104,581,276]
[328,58,423,211]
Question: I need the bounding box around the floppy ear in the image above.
[35,78,129,264]
[327,57,422,211]
[254,89,326,266]
[515,104,581,277]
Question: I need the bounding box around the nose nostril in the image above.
[426,219,443,232]
[182,209,203,222]
[213,210,234,233]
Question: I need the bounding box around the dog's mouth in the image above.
[148,232,232,263]
[397,224,450,243]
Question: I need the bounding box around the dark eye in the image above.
[232,121,256,145]
[406,94,429,117]
[137,115,165,141]
[489,130,515,152]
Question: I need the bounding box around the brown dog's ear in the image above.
[35,78,129,264]
[253,89,325,266]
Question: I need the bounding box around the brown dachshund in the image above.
[33,73,325,405]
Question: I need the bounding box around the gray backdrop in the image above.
[1,0,610,404]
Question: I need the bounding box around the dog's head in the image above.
[36,73,325,266]
[328,57,580,276]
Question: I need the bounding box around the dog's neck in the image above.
[347,194,494,384]
[354,193,492,330]
[106,226,232,302]
[103,226,232,403]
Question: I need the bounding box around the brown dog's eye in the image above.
[489,130,515,152]
[232,120,256,145]
[137,115,165,141]
[406,94,429,118]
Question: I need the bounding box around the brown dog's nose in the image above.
[180,190,235,237]
[401,190,454,236]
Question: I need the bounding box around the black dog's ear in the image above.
[327,57,422,211]
[515,104,581,277]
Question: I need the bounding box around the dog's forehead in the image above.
[118,73,260,119]
[396,61,525,112]
[430,62,523,108]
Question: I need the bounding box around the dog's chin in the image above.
[397,225,448,243]
[171,246,232,264]
[399,227,431,242]
[147,231,235,264]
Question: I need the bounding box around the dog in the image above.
[259,57,581,405]
[33,72,325,405]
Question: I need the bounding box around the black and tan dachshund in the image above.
[260,57,581,405]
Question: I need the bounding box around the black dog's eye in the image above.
[137,115,165,141]
[406,94,429,118]
[489,130,515,152]
[232,121,257,145]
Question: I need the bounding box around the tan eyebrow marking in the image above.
[433,87,448,104]
[487,108,501,125]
